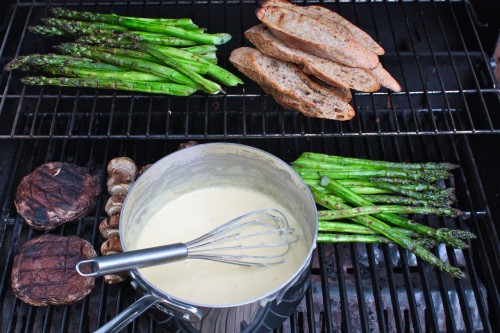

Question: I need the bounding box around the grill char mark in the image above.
[14,162,101,230]
[11,234,97,306]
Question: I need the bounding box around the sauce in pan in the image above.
[132,186,309,306]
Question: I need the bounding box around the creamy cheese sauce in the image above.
[132,186,308,306]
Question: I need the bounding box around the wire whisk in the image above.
[76,208,298,278]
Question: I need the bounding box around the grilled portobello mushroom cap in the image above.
[15,162,101,230]
[11,234,97,306]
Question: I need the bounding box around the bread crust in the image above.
[229,47,355,121]
[256,5,379,69]
[245,24,381,92]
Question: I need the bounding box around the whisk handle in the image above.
[76,243,188,277]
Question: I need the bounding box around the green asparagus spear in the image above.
[29,25,65,36]
[56,43,200,89]
[77,30,198,46]
[373,180,455,205]
[318,205,462,220]
[296,152,459,171]
[360,195,434,207]
[89,45,218,90]
[181,45,218,54]
[49,7,231,45]
[318,222,439,249]
[294,167,450,182]
[50,7,198,30]
[21,76,196,96]
[42,18,127,34]
[138,44,221,94]
[309,186,465,279]
[37,65,168,82]
[4,54,128,72]
[317,234,391,244]
[319,221,420,237]
[319,177,470,249]
[143,44,243,86]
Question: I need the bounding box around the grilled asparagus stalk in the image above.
[21,76,196,96]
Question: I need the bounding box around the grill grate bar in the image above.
[414,2,460,132]
[317,243,335,333]
[305,278,316,333]
[349,243,370,332]
[431,137,476,331]
[446,1,494,131]
[379,138,426,333]
[452,139,500,330]
[429,2,479,134]
[365,243,388,332]
[0,3,32,121]
[3,89,499,99]
[398,1,441,134]
[381,1,423,134]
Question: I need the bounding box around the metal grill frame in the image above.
[0,0,499,139]
[0,1,500,332]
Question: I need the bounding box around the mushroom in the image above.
[101,238,127,284]
[105,194,125,216]
[177,141,198,150]
[104,273,127,285]
[107,175,133,196]
[138,164,152,177]
[100,237,123,256]
[107,157,137,180]
[99,214,120,239]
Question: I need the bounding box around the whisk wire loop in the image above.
[184,208,298,267]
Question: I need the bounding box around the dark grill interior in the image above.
[1,0,500,332]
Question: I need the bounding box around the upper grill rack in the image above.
[1,0,499,139]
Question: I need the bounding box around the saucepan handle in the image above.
[94,294,157,333]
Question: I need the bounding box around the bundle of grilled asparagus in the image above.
[230,0,401,121]
[4,8,242,95]
[293,152,475,279]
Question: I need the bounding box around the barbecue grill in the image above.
[1,0,499,332]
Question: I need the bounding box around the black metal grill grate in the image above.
[1,1,500,139]
[1,1,500,332]
[1,135,499,332]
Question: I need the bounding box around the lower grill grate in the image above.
[0,135,499,332]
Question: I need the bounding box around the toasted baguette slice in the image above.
[245,24,381,92]
[261,0,384,55]
[229,47,355,121]
[256,6,379,69]
[371,63,402,92]
[305,5,385,55]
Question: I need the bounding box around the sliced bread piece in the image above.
[306,5,385,55]
[229,47,355,121]
[245,24,381,92]
[371,63,402,92]
[260,0,384,55]
[256,6,379,69]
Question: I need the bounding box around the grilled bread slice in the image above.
[305,5,384,55]
[260,0,384,55]
[256,5,379,69]
[371,63,402,92]
[245,24,381,92]
[229,47,355,121]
